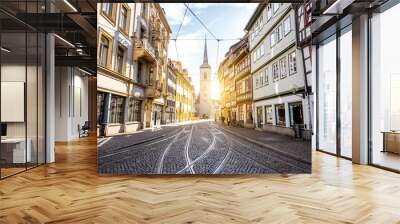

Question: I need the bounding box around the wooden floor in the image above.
[1,136,400,223]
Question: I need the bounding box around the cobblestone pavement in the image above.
[98,121,311,174]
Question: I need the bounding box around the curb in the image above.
[218,126,311,165]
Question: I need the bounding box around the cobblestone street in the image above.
[98,121,311,174]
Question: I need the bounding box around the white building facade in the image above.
[246,3,312,136]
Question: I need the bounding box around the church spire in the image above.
[203,34,208,65]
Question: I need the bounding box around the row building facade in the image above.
[219,3,312,137]
[97,3,172,136]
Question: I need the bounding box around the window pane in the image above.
[289,102,304,126]
[99,37,109,67]
[256,106,263,128]
[317,35,337,154]
[275,104,286,126]
[1,31,27,177]
[371,4,400,171]
[340,27,352,158]
[265,106,273,124]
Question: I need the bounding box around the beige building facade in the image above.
[97,3,171,136]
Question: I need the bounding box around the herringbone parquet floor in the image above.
[1,136,400,223]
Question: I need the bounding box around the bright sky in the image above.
[161,3,258,99]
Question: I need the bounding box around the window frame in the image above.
[267,4,273,21]
[109,95,125,124]
[272,62,280,82]
[101,3,117,26]
[118,3,131,36]
[288,50,297,75]
[128,98,142,122]
[98,29,114,70]
[115,45,126,75]
[264,105,273,125]
[283,16,291,36]
[279,56,288,79]
[275,104,286,127]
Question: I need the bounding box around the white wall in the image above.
[253,47,305,100]
[249,4,291,52]
[55,67,89,141]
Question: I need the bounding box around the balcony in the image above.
[235,66,250,80]
[151,20,161,39]
[133,36,156,62]
[145,80,162,98]
[236,92,252,103]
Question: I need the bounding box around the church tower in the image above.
[199,35,212,118]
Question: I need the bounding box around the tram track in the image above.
[98,126,186,167]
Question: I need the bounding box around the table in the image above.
[1,138,31,163]
[382,131,400,154]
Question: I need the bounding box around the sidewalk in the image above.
[218,124,311,163]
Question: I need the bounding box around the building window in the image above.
[267,5,273,21]
[99,35,110,67]
[275,104,286,126]
[272,62,279,82]
[255,74,260,88]
[247,104,253,123]
[277,25,283,41]
[288,51,297,75]
[264,68,269,85]
[102,3,113,17]
[280,57,287,79]
[256,106,263,128]
[109,95,125,124]
[270,31,276,47]
[128,98,141,122]
[283,16,291,36]
[97,92,106,125]
[119,5,128,33]
[264,105,273,125]
[272,3,280,13]
[116,46,125,74]
[239,105,244,121]
[289,102,303,126]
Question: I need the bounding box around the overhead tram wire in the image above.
[174,3,189,62]
[173,3,240,81]
[175,4,188,40]
[182,3,225,79]
[183,3,219,41]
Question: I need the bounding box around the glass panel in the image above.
[289,102,304,127]
[340,26,352,158]
[256,106,263,128]
[1,31,27,177]
[265,105,273,125]
[275,104,286,126]
[317,35,337,154]
[37,32,45,165]
[27,31,38,168]
[371,4,400,171]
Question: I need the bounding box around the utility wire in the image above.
[175,4,189,40]
[184,3,219,41]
